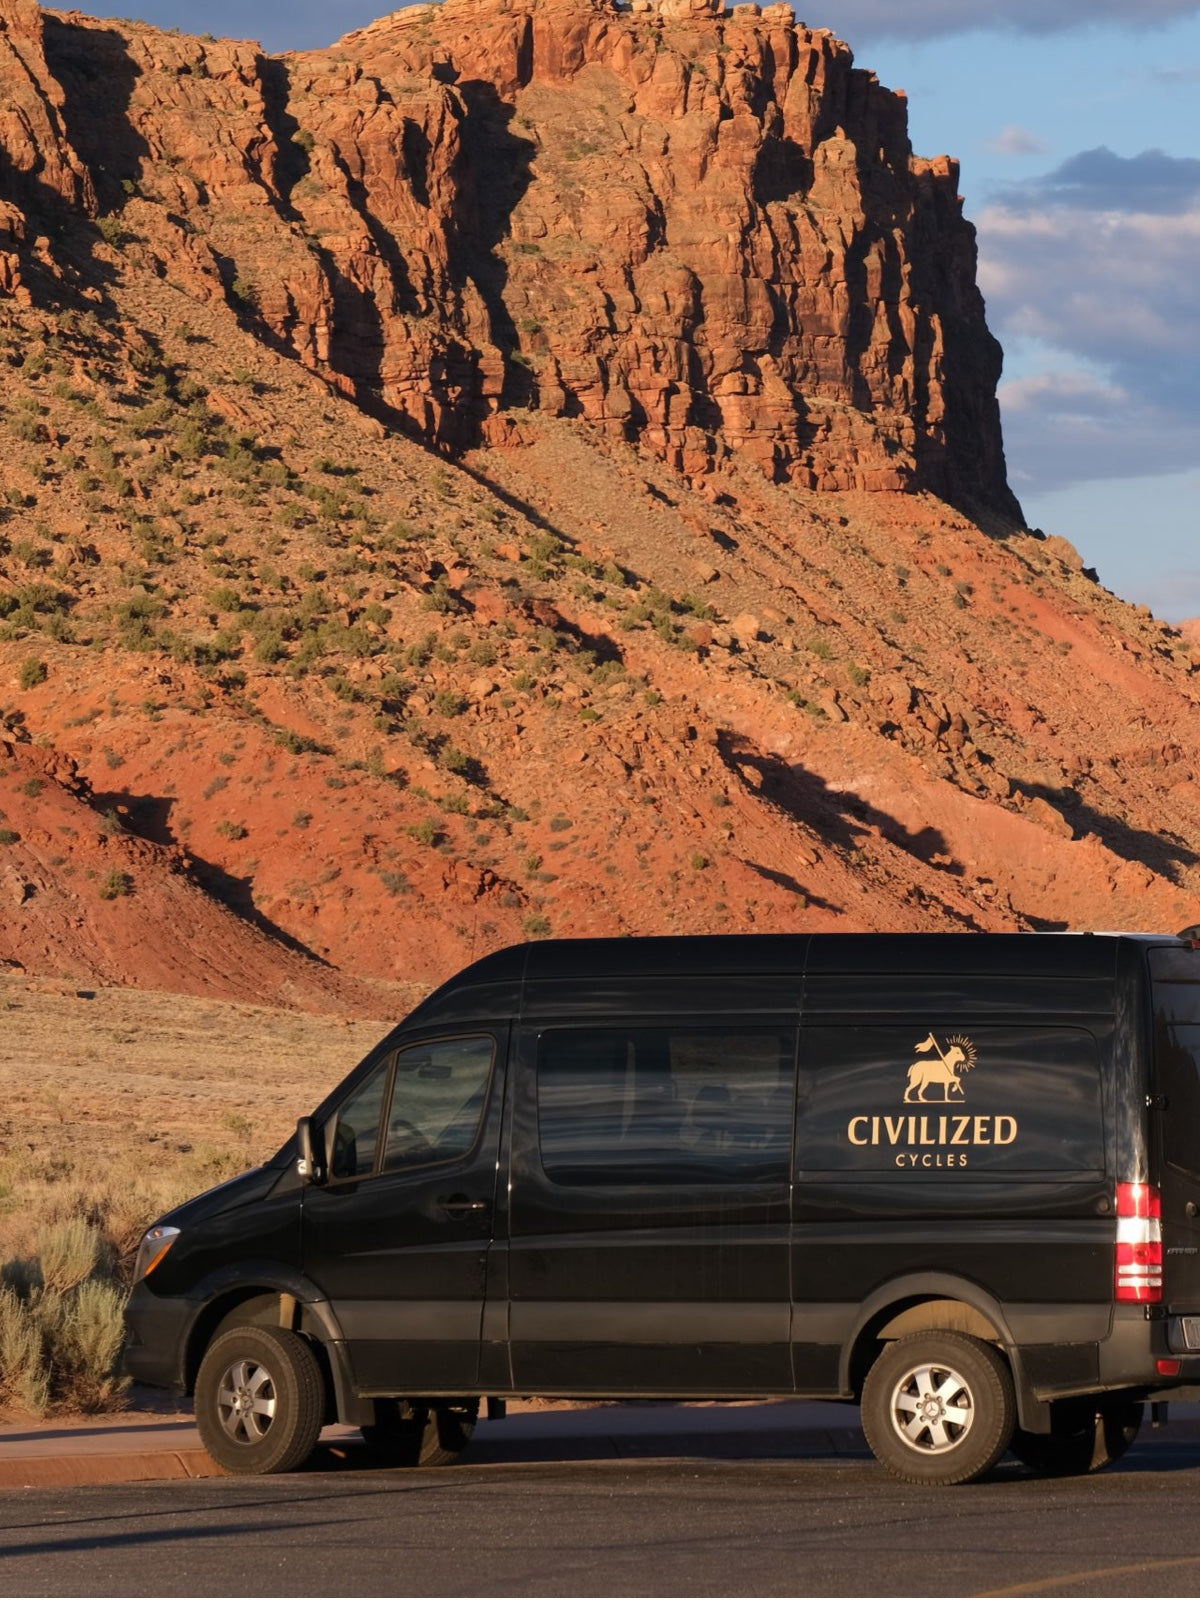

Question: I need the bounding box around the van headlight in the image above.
[133,1226,181,1284]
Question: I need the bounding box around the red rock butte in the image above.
[2,0,1199,1011]
[2,0,1015,516]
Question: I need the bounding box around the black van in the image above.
[124,933,1200,1485]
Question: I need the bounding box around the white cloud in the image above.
[984,125,1050,156]
[979,160,1200,493]
[808,0,1200,41]
[999,371,1127,416]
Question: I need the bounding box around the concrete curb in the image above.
[0,1450,224,1490]
[3,1411,1197,1491]
[0,1411,869,1490]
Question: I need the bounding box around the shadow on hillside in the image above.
[716,729,957,869]
[753,136,815,207]
[90,788,334,966]
[0,18,151,312]
[1018,911,1071,932]
[188,856,336,966]
[43,17,150,213]
[551,614,625,668]
[92,790,175,848]
[258,58,311,220]
[447,80,538,416]
[743,860,841,913]
[1013,780,1200,883]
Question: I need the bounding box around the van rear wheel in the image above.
[195,1325,325,1475]
[361,1399,479,1467]
[861,1330,1016,1486]
[1009,1400,1143,1476]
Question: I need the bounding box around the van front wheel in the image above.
[862,1331,1016,1486]
[361,1399,479,1467]
[195,1325,325,1475]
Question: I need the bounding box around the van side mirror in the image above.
[296,1116,325,1184]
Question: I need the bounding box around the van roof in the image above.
[431,930,1184,994]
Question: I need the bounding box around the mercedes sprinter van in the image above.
[124,933,1200,1484]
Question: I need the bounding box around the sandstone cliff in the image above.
[2,0,1015,515]
[2,1,1199,1009]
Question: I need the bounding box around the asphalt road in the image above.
[5,1437,1200,1598]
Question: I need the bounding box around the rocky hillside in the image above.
[0,0,1198,1008]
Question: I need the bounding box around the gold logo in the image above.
[904,1033,977,1103]
[843,1032,1017,1168]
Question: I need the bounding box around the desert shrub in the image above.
[98,870,134,900]
[0,1287,49,1415]
[35,1218,102,1293]
[0,1223,127,1416]
[523,913,552,938]
[439,745,469,776]
[422,577,459,615]
[42,1280,128,1411]
[96,215,129,249]
[18,658,47,690]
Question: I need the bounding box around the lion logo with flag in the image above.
[903,1033,978,1103]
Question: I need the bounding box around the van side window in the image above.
[328,1058,390,1181]
[536,1027,795,1186]
[382,1035,495,1171]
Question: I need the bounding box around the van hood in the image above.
[154,1159,292,1231]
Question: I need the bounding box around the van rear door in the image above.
[1149,946,1200,1313]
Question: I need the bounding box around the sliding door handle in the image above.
[438,1195,490,1217]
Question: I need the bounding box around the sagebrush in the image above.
[0,1142,256,1416]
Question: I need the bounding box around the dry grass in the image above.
[0,975,394,1416]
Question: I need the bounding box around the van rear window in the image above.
[536,1026,795,1186]
[797,1026,1104,1175]
[1150,952,1200,1182]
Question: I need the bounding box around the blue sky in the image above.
[53,0,1200,617]
[857,10,1200,619]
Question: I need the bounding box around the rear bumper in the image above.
[1095,1306,1200,1390]
[1166,1314,1200,1357]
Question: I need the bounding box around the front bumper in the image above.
[122,1281,195,1393]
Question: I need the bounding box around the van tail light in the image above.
[1115,1182,1163,1304]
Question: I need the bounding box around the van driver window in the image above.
[382,1035,495,1172]
[328,1059,389,1181]
[536,1027,795,1186]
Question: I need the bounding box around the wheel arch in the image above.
[180,1265,348,1406]
[841,1273,1046,1431]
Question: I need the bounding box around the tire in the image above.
[195,1325,325,1475]
[361,1399,479,1467]
[861,1330,1016,1486]
[1009,1400,1143,1477]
